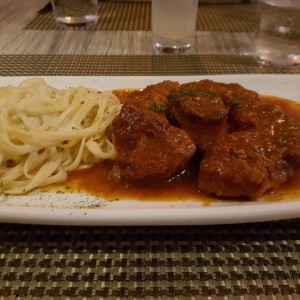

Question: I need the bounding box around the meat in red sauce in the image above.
[111,80,300,200]
[112,102,196,185]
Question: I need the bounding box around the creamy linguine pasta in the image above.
[0,78,122,195]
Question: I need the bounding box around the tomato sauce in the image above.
[48,94,300,203]
[66,161,209,202]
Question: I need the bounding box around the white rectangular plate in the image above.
[1,74,300,226]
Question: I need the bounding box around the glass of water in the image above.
[51,0,99,27]
[152,0,198,54]
[255,0,300,66]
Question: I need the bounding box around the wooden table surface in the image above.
[0,0,255,56]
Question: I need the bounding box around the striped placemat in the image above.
[0,221,300,298]
[25,1,256,32]
[0,54,299,299]
[1,54,299,76]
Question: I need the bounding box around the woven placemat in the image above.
[0,54,299,299]
[1,54,299,76]
[25,1,256,32]
[0,221,300,298]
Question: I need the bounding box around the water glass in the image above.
[152,0,198,54]
[51,0,99,27]
[255,0,300,66]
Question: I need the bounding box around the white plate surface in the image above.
[0,75,300,226]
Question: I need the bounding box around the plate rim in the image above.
[1,74,300,226]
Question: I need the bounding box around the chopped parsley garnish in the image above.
[231,98,243,109]
[168,89,219,103]
[147,101,167,113]
[167,90,197,103]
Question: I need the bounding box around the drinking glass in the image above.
[51,0,99,27]
[152,0,198,54]
[255,0,300,66]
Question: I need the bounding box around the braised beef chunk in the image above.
[198,132,292,199]
[229,102,290,132]
[228,100,300,167]
[168,88,228,121]
[111,79,300,199]
[126,80,179,117]
[167,81,229,152]
[112,104,196,184]
[216,82,259,108]
[272,117,300,167]
[178,80,259,108]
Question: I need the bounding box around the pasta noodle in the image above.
[0,78,122,195]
